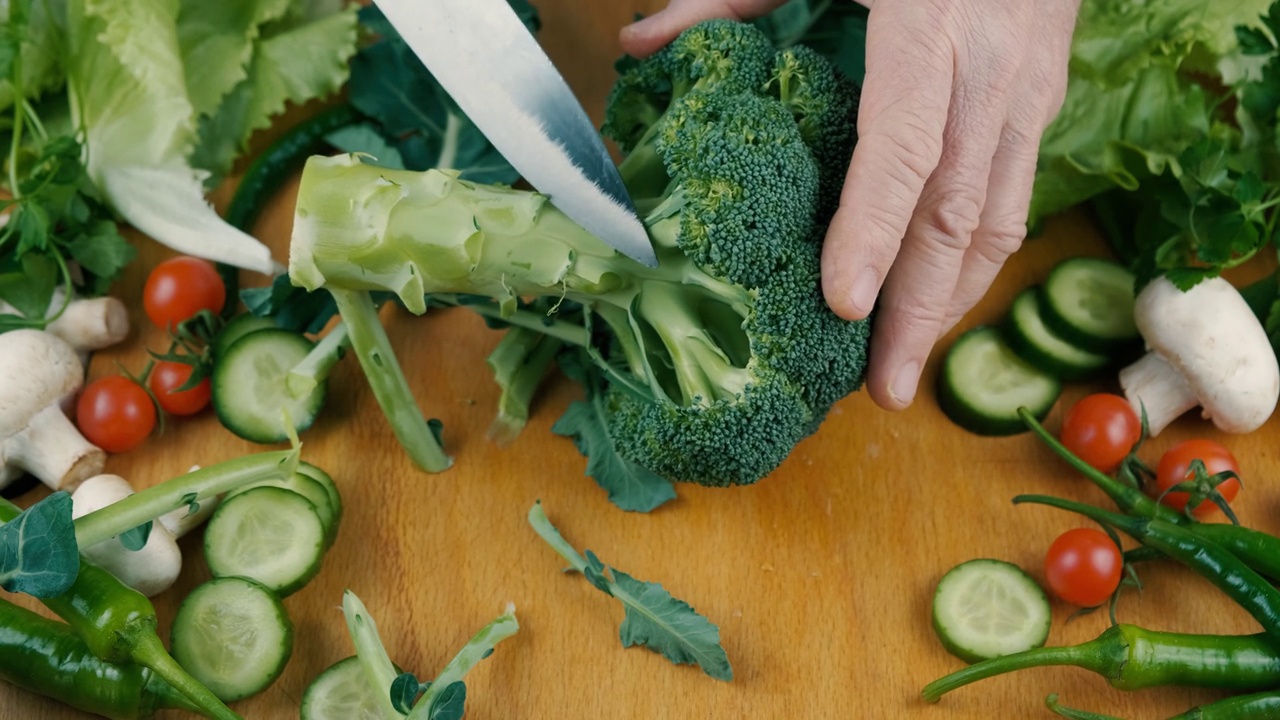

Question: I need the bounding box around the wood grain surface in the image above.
[5,3,1280,718]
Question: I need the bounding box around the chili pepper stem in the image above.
[922,641,1110,703]
[74,450,297,549]
[130,633,242,720]
[1017,408,1182,525]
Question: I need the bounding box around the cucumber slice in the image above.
[170,577,294,702]
[1004,288,1111,380]
[225,471,340,548]
[932,559,1051,664]
[297,462,343,545]
[204,487,327,597]
[212,314,277,360]
[301,657,386,720]
[1039,257,1139,353]
[212,328,326,444]
[937,326,1061,436]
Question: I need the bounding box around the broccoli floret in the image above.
[289,20,868,487]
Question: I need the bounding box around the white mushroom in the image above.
[0,291,130,354]
[0,329,105,491]
[1118,275,1280,436]
[71,472,220,597]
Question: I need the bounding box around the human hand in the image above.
[621,0,1081,411]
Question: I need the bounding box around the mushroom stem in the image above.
[0,294,130,353]
[1,404,106,491]
[1119,352,1199,437]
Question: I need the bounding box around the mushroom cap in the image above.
[1135,275,1280,433]
[0,330,85,439]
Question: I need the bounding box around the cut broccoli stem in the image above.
[341,590,404,720]
[329,288,453,473]
[486,326,564,446]
[286,320,350,399]
[291,156,752,413]
[429,294,591,347]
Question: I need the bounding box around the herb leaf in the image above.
[0,491,80,598]
[528,502,732,681]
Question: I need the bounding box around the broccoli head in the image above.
[289,19,868,487]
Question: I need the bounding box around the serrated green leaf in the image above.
[0,491,80,598]
[612,568,734,682]
[65,221,136,279]
[552,400,676,513]
[1237,25,1276,54]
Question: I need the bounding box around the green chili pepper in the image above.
[1014,494,1280,641]
[225,103,361,233]
[0,498,240,720]
[922,624,1280,702]
[1173,689,1280,718]
[1021,409,1280,582]
[0,596,200,720]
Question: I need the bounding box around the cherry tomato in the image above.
[76,376,157,453]
[142,256,226,330]
[1154,439,1242,519]
[1059,394,1142,474]
[1044,527,1123,608]
[148,361,211,416]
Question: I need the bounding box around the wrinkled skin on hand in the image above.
[622,0,1081,411]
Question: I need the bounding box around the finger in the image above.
[865,84,1008,411]
[936,120,1040,338]
[619,0,786,58]
[820,6,954,323]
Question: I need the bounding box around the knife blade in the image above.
[371,0,658,267]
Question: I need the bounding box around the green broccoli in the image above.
[288,19,868,488]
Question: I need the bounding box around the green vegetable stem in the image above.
[0,596,203,720]
[1020,408,1280,583]
[921,624,1280,702]
[0,498,241,720]
[1014,494,1280,641]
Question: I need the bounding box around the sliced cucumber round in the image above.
[212,328,326,444]
[205,486,327,597]
[212,314,277,360]
[171,576,294,702]
[226,471,340,548]
[937,326,1061,436]
[301,656,387,720]
[296,462,343,544]
[1038,257,1139,353]
[1004,287,1111,380]
[932,559,1051,664]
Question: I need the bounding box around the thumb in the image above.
[619,0,786,58]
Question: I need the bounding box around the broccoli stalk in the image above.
[289,20,868,487]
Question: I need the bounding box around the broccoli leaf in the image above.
[117,521,153,552]
[423,682,466,720]
[552,399,676,513]
[528,502,732,682]
[0,491,79,598]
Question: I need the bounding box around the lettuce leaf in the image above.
[64,0,356,274]
[0,0,68,110]
[1028,0,1273,227]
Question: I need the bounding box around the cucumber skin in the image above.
[936,327,1061,437]
[1036,259,1141,355]
[1002,291,1112,382]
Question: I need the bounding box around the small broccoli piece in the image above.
[290,20,867,487]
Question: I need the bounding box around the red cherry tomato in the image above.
[148,361,211,416]
[1154,439,1242,519]
[76,376,157,453]
[1059,394,1142,474]
[1044,527,1123,608]
[142,256,226,330]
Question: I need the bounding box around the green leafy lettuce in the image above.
[63,0,357,274]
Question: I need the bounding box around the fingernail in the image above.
[888,361,920,406]
[848,267,879,316]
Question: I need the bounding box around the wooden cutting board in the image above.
[5,2,1280,718]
